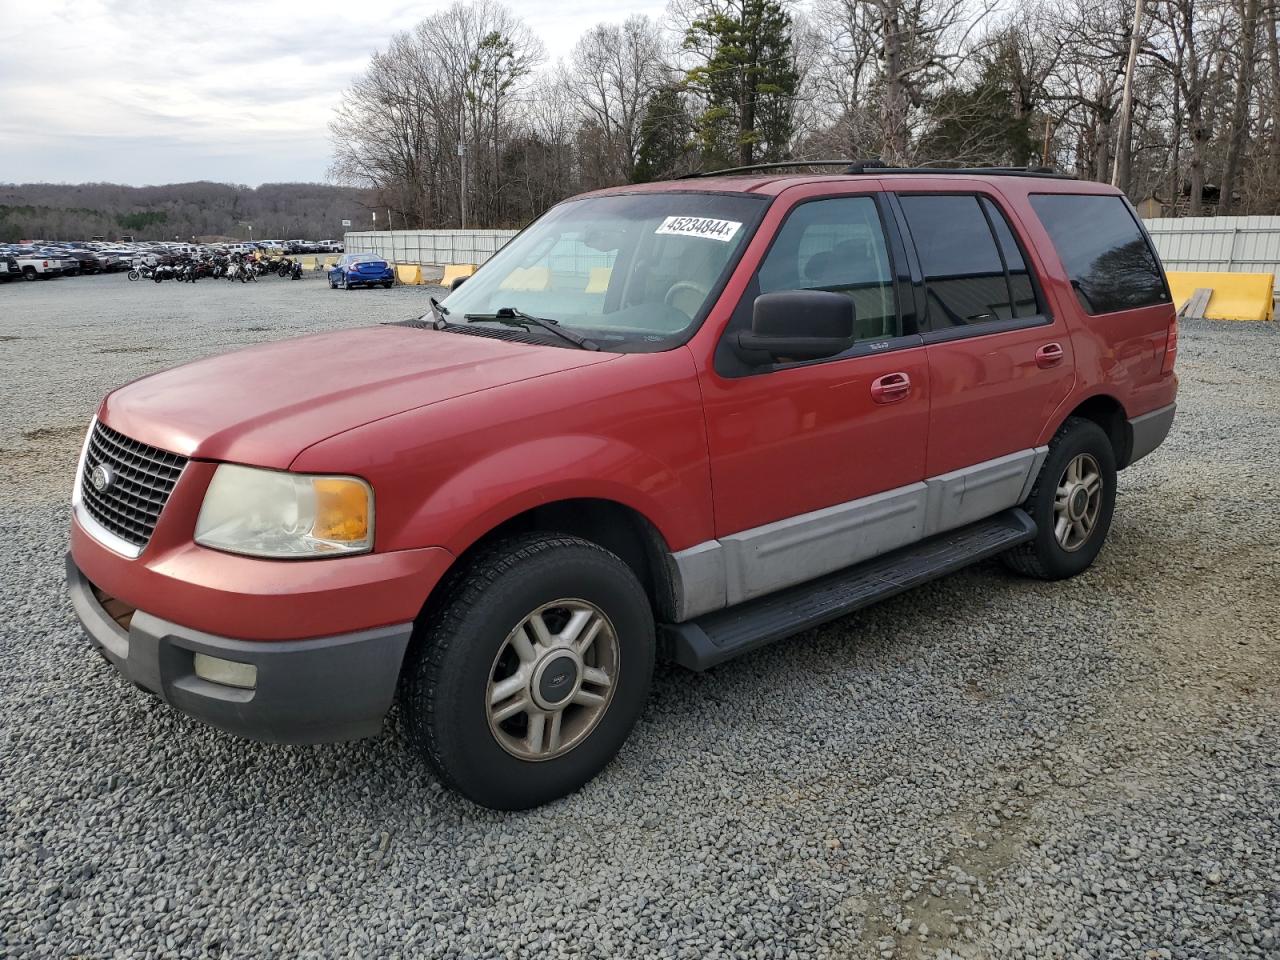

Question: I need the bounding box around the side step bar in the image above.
[660,508,1036,671]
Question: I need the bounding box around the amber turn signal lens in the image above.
[311,478,371,542]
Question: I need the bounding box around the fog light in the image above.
[193,653,258,690]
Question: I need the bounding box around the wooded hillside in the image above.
[0,182,378,242]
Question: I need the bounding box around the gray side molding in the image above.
[669,446,1048,622]
[720,483,927,605]
[1126,403,1176,466]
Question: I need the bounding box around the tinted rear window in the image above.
[1030,194,1169,314]
[900,194,1040,328]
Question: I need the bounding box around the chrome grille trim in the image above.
[74,419,187,554]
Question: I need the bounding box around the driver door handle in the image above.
[871,372,911,404]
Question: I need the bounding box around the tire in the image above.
[382,281,393,289]
[328,278,337,289]
[402,533,655,810]
[127,269,140,281]
[1003,417,1117,580]
[22,267,37,281]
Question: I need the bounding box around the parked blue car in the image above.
[328,254,395,289]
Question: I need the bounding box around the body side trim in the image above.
[671,447,1046,621]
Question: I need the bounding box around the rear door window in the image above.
[899,194,1041,330]
[1029,194,1169,314]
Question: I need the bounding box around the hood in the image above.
[100,326,616,469]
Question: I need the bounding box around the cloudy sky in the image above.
[1,0,666,187]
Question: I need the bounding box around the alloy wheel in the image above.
[485,599,619,761]
[1053,452,1103,552]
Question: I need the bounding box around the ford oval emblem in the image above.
[91,464,114,493]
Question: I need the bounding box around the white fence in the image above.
[1144,216,1280,274]
[346,219,1280,279]
[344,229,519,268]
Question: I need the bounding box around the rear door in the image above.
[893,189,1075,533]
[698,191,931,604]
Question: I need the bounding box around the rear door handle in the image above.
[871,372,911,404]
[1035,342,1065,368]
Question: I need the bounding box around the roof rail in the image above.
[678,160,856,179]
[852,163,1076,180]
[679,158,1075,180]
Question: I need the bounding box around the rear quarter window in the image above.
[1029,194,1169,314]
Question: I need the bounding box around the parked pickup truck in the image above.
[15,251,77,280]
[67,163,1177,810]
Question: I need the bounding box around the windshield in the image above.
[441,192,767,350]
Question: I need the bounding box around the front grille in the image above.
[80,421,187,550]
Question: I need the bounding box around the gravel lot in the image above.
[1,272,1277,959]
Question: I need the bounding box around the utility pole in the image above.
[1112,0,1147,192]
[458,142,467,230]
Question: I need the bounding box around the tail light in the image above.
[1161,316,1178,375]
[42,260,49,268]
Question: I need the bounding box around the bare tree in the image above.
[1146,0,1229,214]
[569,16,668,185]
[807,0,995,162]
[1219,0,1261,212]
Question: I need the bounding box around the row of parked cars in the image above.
[0,238,345,282]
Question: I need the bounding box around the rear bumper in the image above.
[67,555,413,743]
[1127,402,1176,466]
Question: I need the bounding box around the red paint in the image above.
[71,172,1177,642]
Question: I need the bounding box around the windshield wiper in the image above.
[465,307,600,351]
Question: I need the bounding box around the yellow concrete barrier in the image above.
[1165,271,1275,321]
[441,263,477,288]
[585,266,611,293]
[323,256,339,268]
[396,264,423,285]
[298,256,317,271]
[499,266,550,291]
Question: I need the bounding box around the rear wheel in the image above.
[1003,417,1117,580]
[22,267,37,281]
[401,534,655,810]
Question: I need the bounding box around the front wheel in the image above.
[1003,417,1117,580]
[401,534,655,810]
[127,269,140,281]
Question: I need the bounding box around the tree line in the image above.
[0,182,377,243]
[331,0,1279,227]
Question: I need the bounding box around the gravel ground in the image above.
[1,272,1277,959]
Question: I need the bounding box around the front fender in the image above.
[289,347,713,557]
[395,433,702,556]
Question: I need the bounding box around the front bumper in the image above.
[67,555,413,743]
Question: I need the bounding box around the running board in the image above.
[660,508,1036,671]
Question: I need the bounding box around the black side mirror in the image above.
[450,276,468,291]
[736,290,855,363]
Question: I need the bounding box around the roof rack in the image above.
[677,160,858,179]
[681,159,1075,180]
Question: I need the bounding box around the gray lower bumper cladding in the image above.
[66,555,413,744]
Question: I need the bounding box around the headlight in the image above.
[195,464,373,558]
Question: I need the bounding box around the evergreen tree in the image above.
[634,86,695,182]
[682,0,799,168]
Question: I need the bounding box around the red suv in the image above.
[68,165,1177,809]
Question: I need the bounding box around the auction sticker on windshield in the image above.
[655,216,743,242]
